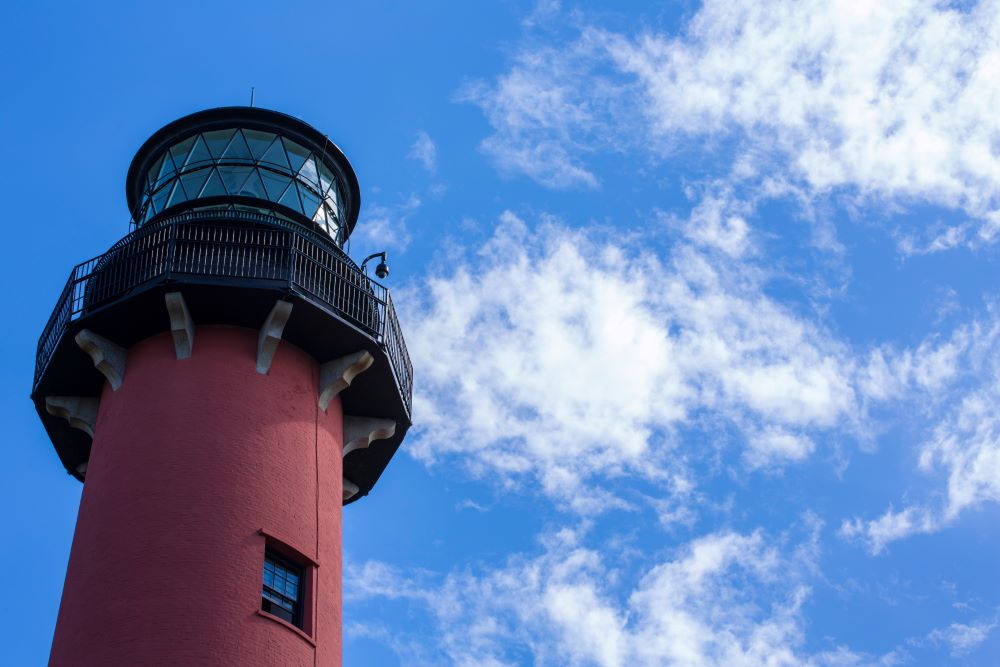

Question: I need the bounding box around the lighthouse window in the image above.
[138,128,346,245]
[262,551,303,627]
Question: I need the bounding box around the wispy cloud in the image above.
[409,130,438,174]
[843,312,1000,553]
[347,523,900,666]
[465,0,1000,246]
[354,194,421,253]
[924,618,998,657]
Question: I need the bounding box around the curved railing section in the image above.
[34,210,412,416]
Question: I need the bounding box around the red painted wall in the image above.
[50,326,343,666]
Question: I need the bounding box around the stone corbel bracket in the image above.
[342,416,396,458]
[165,291,194,359]
[257,300,293,374]
[318,351,374,411]
[75,329,127,390]
[45,396,100,438]
[343,478,361,502]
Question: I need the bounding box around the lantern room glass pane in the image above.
[277,181,304,214]
[219,165,253,195]
[221,130,252,161]
[203,129,235,159]
[200,168,227,197]
[151,182,173,213]
[259,138,290,171]
[261,170,292,200]
[239,168,268,199]
[185,134,213,167]
[318,163,335,196]
[283,138,309,172]
[300,186,322,220]
[298,156,319,189]
[169,137,195,170]
[156,154,177,185]
[180,168,211,199]
[244,130,276,160]
[146,154,165,189]
[166,179,188,207]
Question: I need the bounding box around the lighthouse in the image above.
[31,107,412,665]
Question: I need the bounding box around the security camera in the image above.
[361,251,390,280]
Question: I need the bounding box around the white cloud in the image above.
[925,618,998,657]
[403,212,859,509]
[920,379,1000,521]
[843,313,1000,552]
[458,34,616,189]
[466,0,1000,244]
[838,506,938,555]
[409,130,438,173]
[354,194,421,253]
[347,525,897,667]
[746,427,816,470]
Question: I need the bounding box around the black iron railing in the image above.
[34,210,412,415]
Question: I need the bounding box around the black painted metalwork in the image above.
[33,209,413,418]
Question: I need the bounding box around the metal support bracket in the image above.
[45,396,100,438]
[257,300,293,374]
[165,291,194,359]
[318,351,374,411]
[342,416,396,457]
[75,329,127,391]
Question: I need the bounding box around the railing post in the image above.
[287,230,296,292]
[165,218,176,282]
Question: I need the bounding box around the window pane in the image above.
[146,154,164,189]
[298,156,319,189]
[219,165,253,195]
[318,163,335,196]
[299,185,321,219]
[203,129,235,159]
[313,205,328,231]
[259,138,291,171]
[156,154,177,185]
[283,138,310,173]
[262,552,302,627]
[167,178,188,207]
[185,134,213,167]
[239,168,268,199]
[221,130,252,161]
[179,168,211,199]
[169,136,195,171]
[277,181,304,214]
[244,130,276,160]
[151,182,174,213]
[260,170,292,201]
[200,168,226,197]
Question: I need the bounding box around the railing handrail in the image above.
[34,211,412,416]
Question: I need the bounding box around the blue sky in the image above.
[3,0,1000,664]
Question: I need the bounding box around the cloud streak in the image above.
[347,524,900,667]
[465,0,1000,245]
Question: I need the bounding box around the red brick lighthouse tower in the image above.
[31,107,412,666]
